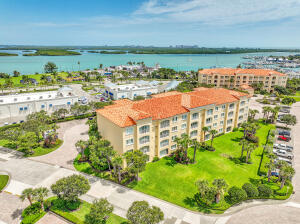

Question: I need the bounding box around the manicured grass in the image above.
[127,122,286,213]
[291,96,300,102]
[0,175,9,191]
[48,197,127,224]
[0,139,63,157]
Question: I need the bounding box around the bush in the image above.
[152,156,160,162]
[257,185,273,197]
[201,144,216,152]
[246,134,259,143]
[65,200,81,211]
[228,186,247,204]
[21,212,45,224]
[232,128,239,132]
[22,202,41,217]
[242,183,259,198]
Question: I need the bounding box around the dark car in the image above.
[279,130,290,136]
[271,171,279,177]
[278,135,291,142]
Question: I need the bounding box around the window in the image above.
[226,127,232,132]
[205,133,210,140]
[181,123,187,129]
[139,136,150,144]
[222,105,226,109]
[182,114,187,120]
[220,121,224,125]
[140,146,150,153]
[172,135,177,141]
[126,127,134,135]
[172,126,178,132]
[171,144,177,150]
[160,120,170,128]
[160,149,168,157]
[227,119,233,125]
[206,118,212,124]
[228,111,234,117]
[241,101,245,106]
[172,116,178,123]
[191,122,198,129]
[19,107,23,111]
[27,97,30,100]
[49,104,53,107]
[67,102,71,105]
[41,105,45,109]
[14,98,17,102]
[48,95,51,98]
[215,106,219,111]
[206,109,213,116]
[219,128,223,133]
[39,96,43,99]
[160,139,169,147]
[160,130,169,138]
[192,113,199,120]
[190,130,198,137]
[214,115,218,119]
[139,125,150,134]
[239,108,244,113]
[229,103,234,109]
[126,139,134,146]
[221,113,225,117]
[239,115,243,120]
[213,123,217,127]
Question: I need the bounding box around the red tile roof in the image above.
[199,68,286,77]
[96,88,249,127]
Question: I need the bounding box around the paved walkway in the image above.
[36,213,69,224]
[30,119,89,170]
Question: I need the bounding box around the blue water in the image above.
[0,50,295,75]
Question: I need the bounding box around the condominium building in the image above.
[96,88,250,161]
[198,68,287,92]
[0,86,78,123]
[104,80,180,100]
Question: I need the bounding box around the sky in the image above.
[1,0,300,48]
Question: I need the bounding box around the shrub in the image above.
[242,183,259,198]
[201,144,216,152]
[257,185,273,197]
[232,128,239,132]
[21,212,45,224]
[228,186,247,204]
[246,134,259,143]
[22,202,41,217]
[65,200,81,211]
[152,156,160,162]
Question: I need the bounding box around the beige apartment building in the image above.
[198,68,287,92]
[96,88,250,162]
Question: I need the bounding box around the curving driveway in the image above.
[30,119,89,170]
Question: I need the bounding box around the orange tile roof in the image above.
[240,84,254,90]
[199,68,286,77]
[96,88,249,127]
[151,91,182,98]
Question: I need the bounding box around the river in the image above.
[0,50,296,75]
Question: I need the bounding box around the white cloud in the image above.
[134,0,300,25]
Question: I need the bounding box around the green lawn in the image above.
[49,198,127,224]
[75,122,292,213]
[0,175,9,191]
[0,139,63,157]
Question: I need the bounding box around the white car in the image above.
[273,143,293,152]
[275,157,292,165]
[274,149,293,159]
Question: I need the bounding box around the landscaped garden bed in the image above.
[0,174,9,191]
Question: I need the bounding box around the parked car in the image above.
[280,108,290,113]
[4,122,9,126]
[271,171,279,177]
[274,149,293,159]
[275,157,292,165]
[274,143,293,152]
[19,120,24,123]
[278,130,290,136]
[278,135,291,142]
[12,122,17,124]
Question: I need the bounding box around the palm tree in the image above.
[245,143,256,163]
[240,122,249,138]
[265,154,276,182]
[212,179,228,203]
[270,106,280,123]
[249,109,259,120]
[112,155,123,183]
[202,127,209,142]
[96,74,104,83]
[279,165,295,189]
[99,64,103,69]
[20,188,35,205]
[262,106,272,123]
[33,187,49,211]
[209,130,218,147]
[75,140,88,159]
[239,138,248,159]
[191,139,201,163]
